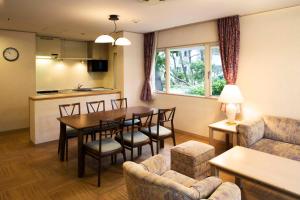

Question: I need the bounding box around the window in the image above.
[154,51,166,92]
[210,46,225,96]
[169,46,205,96]
[154,43,225,97]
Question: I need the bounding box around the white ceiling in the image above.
[0,0,299,41]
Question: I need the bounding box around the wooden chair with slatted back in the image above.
[141,107,176,154]
[116,111,154,161]
[86,100,105,113]
[111,98,139,130]
[58,103,81,161]
[111,98,128,110]
[83,116,126,187]
[86,100,106,140]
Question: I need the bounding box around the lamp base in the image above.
[226,103,237,124]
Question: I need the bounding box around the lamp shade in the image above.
[95,35,115,43]
[218,85,244,103]
[115,37,131,46]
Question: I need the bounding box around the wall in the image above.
[36,39,110,90]
[149,5,300,138]
[238,6,300,120]
[0,30,36,132]
[123,32,146,107]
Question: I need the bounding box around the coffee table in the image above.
[209,146,300,199]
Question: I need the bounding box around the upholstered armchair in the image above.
[123,154,241,200]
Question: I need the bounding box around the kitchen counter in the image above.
[29,88,121,144]
[30,89,121,101]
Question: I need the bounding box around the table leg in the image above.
[78,131,84,178]
[209,128,213,145]
[226,133,230,149]
[235,177,242,188]
[59,123,66,161]
[232,132,238,146]
[211,166,219,177]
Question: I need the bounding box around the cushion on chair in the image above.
[250,138,300,161]
[141,125,172,137]
[66,126,78,137]
[124,119,140,126]
[191,176,222,198]
[84,138,122,153]
[162,170,198,187]
[119,131,149,144]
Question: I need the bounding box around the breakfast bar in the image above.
[29,89,121,144]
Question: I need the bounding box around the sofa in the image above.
[237,115,300,161]
[123,154,241,200]
[238,115,300,200]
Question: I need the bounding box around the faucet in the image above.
[77,83,84,89]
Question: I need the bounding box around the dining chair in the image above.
[86,100,105,113]
[141,107,176,154]
[86,100,106,140]
[82,117,126,187]
[111,98,128,110]
[58,103,81,161]
[116,111,154,161]
[111,98,139,130]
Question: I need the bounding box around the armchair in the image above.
[123,154,241,200]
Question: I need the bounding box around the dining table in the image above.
[57,106,159,177]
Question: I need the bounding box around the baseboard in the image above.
[174,128,226,146]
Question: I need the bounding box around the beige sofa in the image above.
[238,115,300,200]
[123,154,241,200]
[237,115,300,161]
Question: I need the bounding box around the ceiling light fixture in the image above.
[95,15,131,46]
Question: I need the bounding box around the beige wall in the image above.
[149,6,300,138]
[123,32,146,107]
[238,6,300,120]
[36,59,107,90]
[0,30,36,132]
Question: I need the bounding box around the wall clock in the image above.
[3,47,19,62]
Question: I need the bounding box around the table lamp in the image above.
[218,84,244,124]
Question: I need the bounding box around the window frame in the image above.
[153,42,223,98]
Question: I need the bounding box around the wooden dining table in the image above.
[57,106,159,177]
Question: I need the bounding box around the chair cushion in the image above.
[141,125,172,137]
[124,119,140,126]
[162,170,198,187]
[250,138,300,161]
[84,138,122,153]
[118,131,149,144]
[66,126,78,137]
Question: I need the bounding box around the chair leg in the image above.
[98,159,101,187]
[85,135,88,143]
[156,140,160,154]
[130,148,134,161]
[66,139,69,161]
[172,134,176,146]
[111,155,114,164]
[150,142,154,156]
[122,149,127,162]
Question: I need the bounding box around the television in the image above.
[87,60,108,72]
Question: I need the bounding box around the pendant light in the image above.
[95,15,131,46]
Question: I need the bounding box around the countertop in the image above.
[29,89,121,101]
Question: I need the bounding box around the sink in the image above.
[72,88,92,92]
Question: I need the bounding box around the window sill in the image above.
[153,91,219,100]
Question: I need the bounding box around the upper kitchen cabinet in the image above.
[36,36,109,59]
[87,42,108,60]
[61,40,87,58]
[36,36,61,57]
